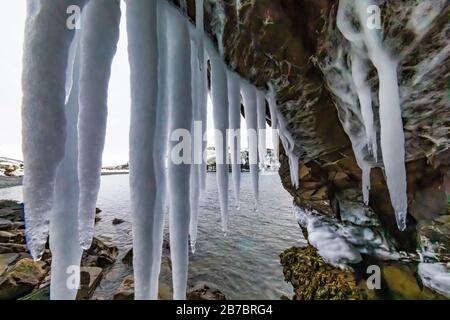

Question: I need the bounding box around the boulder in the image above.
[113,275,134,300]
[112,218,125,225]
[81,237,118,268]
[0,253,19,276]
[417,216,450,263]
[187,282,227,300]
[0,258,47,300]
[280,246,365,300]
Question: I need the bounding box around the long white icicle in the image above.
[150,0,170,300]
[189,42,201,253]
[241,81,259,205]
[355,0,408,230]
[126,0,159,300]
[210,48,230,232]
[227,70,242,208]
[21,0,87,260]
[50,33,82,300]
[256,91,267,168]
[77,0,121,249]
[166,5,192,300]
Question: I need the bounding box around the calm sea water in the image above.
[0,173,305,300]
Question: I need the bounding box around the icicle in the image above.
[189,42,201,253]
[209,46,229,232]
[227,70,241,209]
[337,0,408,229]
[267,84,280,161]
[166,4,192,300]
[354,0,408,230]
[241,81,259,206]
[77,0,121,249]
[126,0,159,300]
[150,0,170,300]
[195,0,204,70]
[351,54,377,161]
[21,0,87,260]
[257,91,267,169]
[198,56,208,192]
[211,0,226,56]
[275,103,299,188]
[362,163,371,205]
[50,32,83,300]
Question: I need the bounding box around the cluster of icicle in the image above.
[320,0,410,231]
[21,0,286,300]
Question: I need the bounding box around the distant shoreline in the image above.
[0,171,131,189]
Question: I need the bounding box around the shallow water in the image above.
[0,172,305,300]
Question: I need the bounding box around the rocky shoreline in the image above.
[0,200,226,300]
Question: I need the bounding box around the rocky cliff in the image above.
[173,0,449,298]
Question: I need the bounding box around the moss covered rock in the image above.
[280,246,364,300]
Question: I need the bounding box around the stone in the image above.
[0,230,23,243]
[0,253,19,276]
[0,218,13,231]
[77,267,103,300]
[417,216,450,263]
[112,218,125,225]
[0,258,47,300]
[382,265,423,300]
[279,246,365,300]
[81,237,118,268]
[0,243,28,254]
[113,275,134,300]
[186,282,227,300]
[122,248,132,266]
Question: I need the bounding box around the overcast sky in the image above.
[0,2,272,166]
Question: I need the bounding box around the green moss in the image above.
[279,246,365,300]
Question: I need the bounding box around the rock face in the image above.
[172,0,449,298]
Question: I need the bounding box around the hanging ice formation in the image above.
[208,43,230,233]
[268,84,299,189]
[22,0,282,300]
[77,0,121,249]
[241,80,260,206]
[50,31,83,301]
[256,91,267,169]
[21,0,88,261]
[336,0,408,230]
[227,70,242,208]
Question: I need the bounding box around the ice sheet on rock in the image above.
[209,46,229,232]
[166,4,192,300]
[293,205,361,269]
[126,0,159,300]
[292,204,406,268]
[418,263,450,298]
[21,0,87,260]
[256,91,267,168]
[50,32,83,300]
[241,80,259,205]
[227,70,241,208]
[78,0,121,250]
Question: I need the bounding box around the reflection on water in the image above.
[0,173,306,300]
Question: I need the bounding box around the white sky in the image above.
[0,2,272,166]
